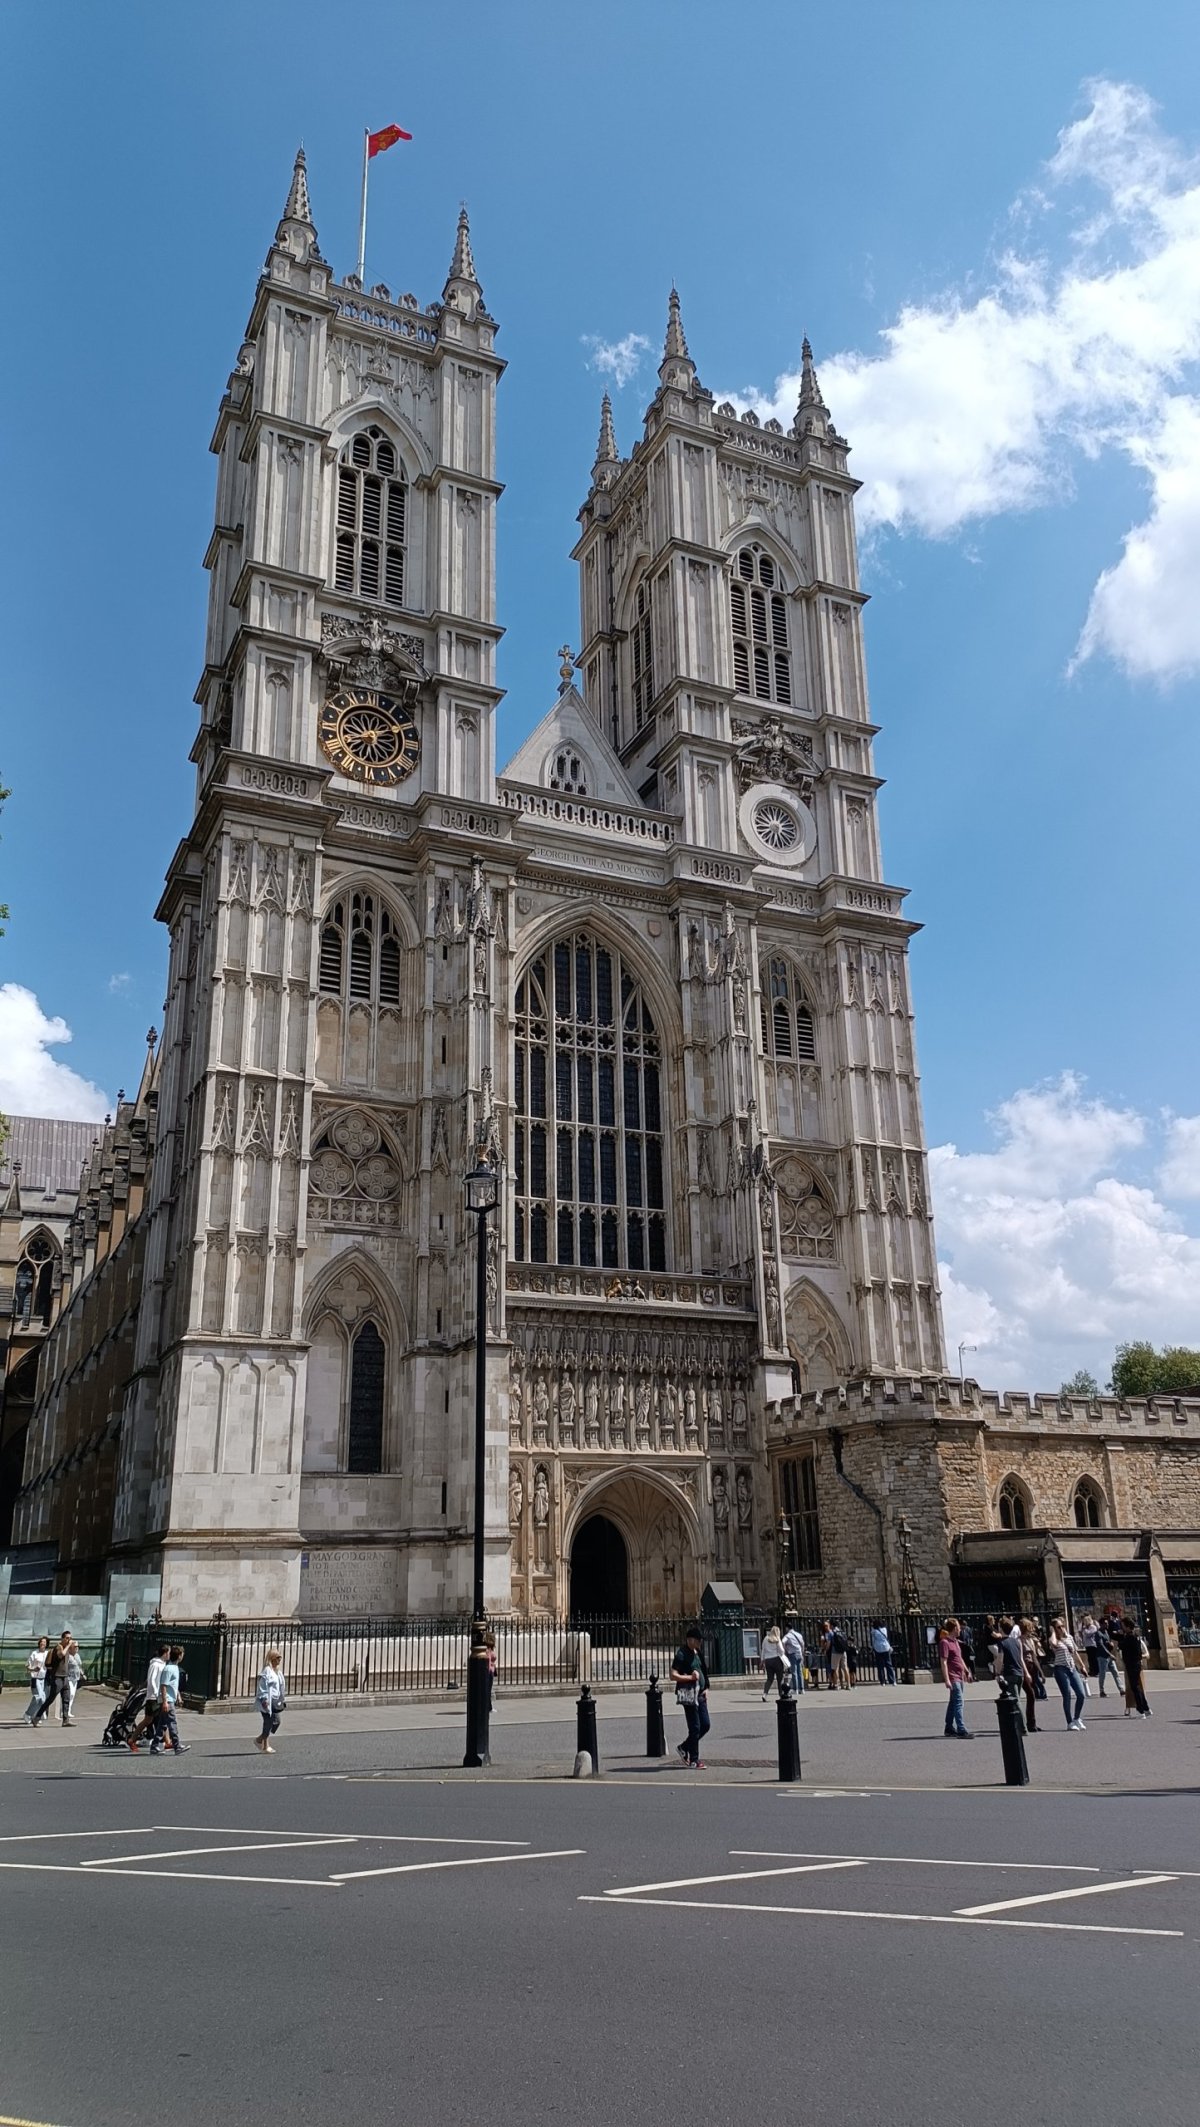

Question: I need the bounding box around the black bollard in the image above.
[576,1682,600,1773]
[776,1682,802,1783]
[645,1672,666,1758]
[996,1687,1030,1786]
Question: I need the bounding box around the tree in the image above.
[1111,1342,1200,1398]
[1061,1368,1100,1396]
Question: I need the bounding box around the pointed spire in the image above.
[664,287,689,362]
[284,147,312,226]
[591,393,621,491]
[451,204,477,282]
[658,286,697,391]
[793,335,832,438]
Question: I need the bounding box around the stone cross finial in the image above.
[558,645,574,689]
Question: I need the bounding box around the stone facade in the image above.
[10,155,949,1620]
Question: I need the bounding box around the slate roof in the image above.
[0,1116,98,1205]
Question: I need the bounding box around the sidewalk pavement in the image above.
[3,1670,1196,1788]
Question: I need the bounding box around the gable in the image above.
[500,686,643,808]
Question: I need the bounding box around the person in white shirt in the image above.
[256,1651,287,1754]
[1049,1618,1087,1730]
[128,1642,171,1752]
[62,1640,86,1725]
[870,1623,897,1686]
[781,1625,806,1695]
[22,1638,49,1724]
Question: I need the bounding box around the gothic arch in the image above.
[721,522,800,592]
[997,1474,1033,1531]
[1071,1476,1106,1529]
[512,903,684,1057]
[542,740,595,797]
[319,875,421,949]
[302,1242,409,1353]
[562,1464,703,1558]
[784,1275,852,1390]
[327,401,434,483]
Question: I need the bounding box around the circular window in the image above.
[738,781,815,869]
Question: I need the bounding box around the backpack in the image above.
[830,1629,847,1655]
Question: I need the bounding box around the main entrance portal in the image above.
[569,1514,629,1617]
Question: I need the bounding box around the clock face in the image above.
[318,686,420,786]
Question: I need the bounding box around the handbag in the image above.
[675,1682,699,1706]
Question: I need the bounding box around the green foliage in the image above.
[1061,1368,1100,1396]
[1111,1342,1200,1398]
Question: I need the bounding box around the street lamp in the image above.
[957,1341,977,1387]
[463,1157,499,1769]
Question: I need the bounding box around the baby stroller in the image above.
[102,1682,147,1748]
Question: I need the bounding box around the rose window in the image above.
[752,798,800,852]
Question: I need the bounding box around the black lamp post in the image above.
[463,1157,498,1768]
[777,1511,798,1623]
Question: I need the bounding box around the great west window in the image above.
[513,935,667,1272]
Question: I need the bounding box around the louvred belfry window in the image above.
[513,935,667,1273]
[730,546,792,705]
[318,892,402,1006]
[759,958,817,1062]
[334,426,407,609]
[631,581,655,730]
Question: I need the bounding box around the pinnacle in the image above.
[664,286,690,362]
[283,146,313,225]
[798,335,826,409]
[449,204,478,285]
[596,393,618,464]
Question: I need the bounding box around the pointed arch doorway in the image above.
[569,1514,630,1619]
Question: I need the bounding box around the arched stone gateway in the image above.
[566,1472,700,1617]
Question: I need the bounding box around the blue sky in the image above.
[2,2,1199,1386]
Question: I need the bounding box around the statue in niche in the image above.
[532,1375,550,1446]
[707,1382,724,1440]
[763,1259,783,1347]
[508,1464,524,1532]
[533,1465,551,1570]
[736,1469,753,1531]
[660,1380,678,1449]
[732,1387,748,1435]
[634,1375,652,1449]
[712,1468,731,1564]
[508,1349,525,1444]
[558,1368,577,1445]
[683,1382,699,1448]
[610,1366,628,1446]
[584,1374,601,1447]
[485,1226,500,1324]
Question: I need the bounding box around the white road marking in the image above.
[580,1894,1182,1938]
[731,1849,1101,1874]
[0,1827,161,1845]
[606,1860,865,1898]
[330,1846,585,1883]
[957,1874,1177,1917]
[0,1862,339,1888]
[153,1824,531,1846]
[81,1837,354,1868]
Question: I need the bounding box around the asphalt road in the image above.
[3,1756,1198,2127]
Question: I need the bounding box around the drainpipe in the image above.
[828,1426,891,1608]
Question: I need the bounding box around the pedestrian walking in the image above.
[938,1619,973,1738]
[1017,1617,1044,1732]
[151,1645,189,1757]
[870,1622,897,1686]
[1117,1616,1152,1718]
[21,1637,49,1724]
[995,1615,1030,1725]
[781,1623,806,1695]
[1078,1613,1100,1679]
[256,1649,287,1753]
[670,1625,710,1769]
[826,1621,851,1690]
[30,1632,73,1727]
[1048,1617,1087,1730]
[978,1614,1003,1682]
[62,1640,86,1725]
[128,1642,172,1751]
[760,1624,788,1700]
[1094,1621,1122,1698]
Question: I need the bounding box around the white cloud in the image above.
[0,983,110,1121]
[107,971,132,994]
[930,1073,1200,1388]
[1159,1112,1200,1198]
[722,78,1200,682]
[583,332,652,388]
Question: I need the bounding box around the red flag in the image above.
[368,123,412,158]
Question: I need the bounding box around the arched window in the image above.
[334,426,407,608]
[14,1234,57,1328]
[630,580,654,730]
[731,546,792,705]
[346,1318,385,1472]
[318,892,402,1007]
[513,934,667,1272]
[998,1477,1031,1531]
[1072,1478,1105,1529]
[759,959,817,1063]
[548,748,588,796]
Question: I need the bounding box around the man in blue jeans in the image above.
[939,1618,973,1738]
[150,1644,191,1758]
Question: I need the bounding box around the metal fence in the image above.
[101,1606,977,1702]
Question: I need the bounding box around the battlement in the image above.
[769,1376,1200,1440]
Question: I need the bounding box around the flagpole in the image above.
[356,127,370,283]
